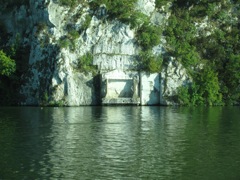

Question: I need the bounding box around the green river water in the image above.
[0,106,240,179]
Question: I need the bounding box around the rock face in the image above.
[0,0,191,106]
[92,21,137,71]
[160,58,192,105]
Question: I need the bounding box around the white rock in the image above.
[140,72,160,105]
[136,0,155,16]
[160,58,192,105]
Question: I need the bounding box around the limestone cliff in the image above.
[0,0,194,106]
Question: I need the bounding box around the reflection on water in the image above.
[0,106,240,179]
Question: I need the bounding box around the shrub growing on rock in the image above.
[0,50,16,76]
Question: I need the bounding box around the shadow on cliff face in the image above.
[147,75,160,105]
[0,44,31,105]
[118,80,134,98]
[20,44,60,106]
[86,74,102,105]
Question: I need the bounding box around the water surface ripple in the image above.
[0,106,240,179]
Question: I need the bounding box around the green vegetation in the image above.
[0,0,29,10]
[58,38,71,49]
[36,22,47,35]
[0,48,18,105]
[58,33,77,51]
[0,49,17,105]
[136,23,162,50]
[76,52,97,74]
[177,66,222,106]
[89,0,151,30]
[155,0,171,9]
[89,0,137,21]
[40,92,65,107]
[68,30,80,40]
[168,0,240,105]
[0,50,16,76]
[138,51,163,73]
[0,21,30,105]
[58,0,84,7]
[80,15,92,33]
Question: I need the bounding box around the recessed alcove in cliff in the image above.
[101,70,140,105]
[107,79,134,98]
[100,70,162,105]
